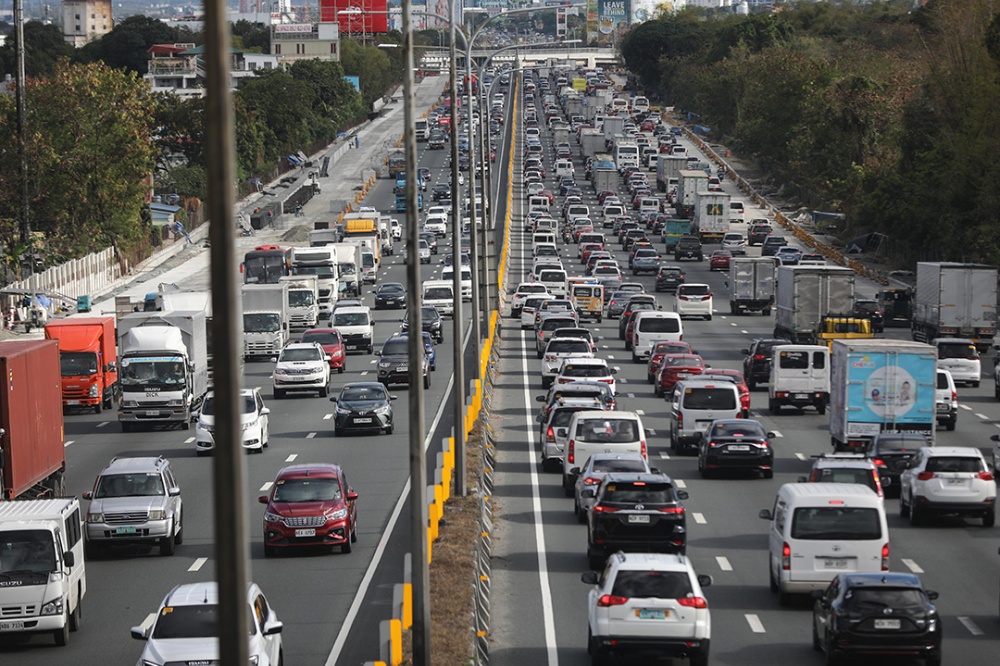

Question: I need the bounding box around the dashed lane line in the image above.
[771,430,783,438]
[184,437,195,444]
[285,454,298,462]
[975,412,989,420]
[659,452,670,460]
[716,556,733,571]
[259,481,273,492]
[323,414,333,420]
[958,616,984,636]
[745,614,766,633]
[692,512,707,525]
[188,557,208,572]
[795,453,807,461]
[674,479,686,489]
[64,441,74,448]
[96,421,109,428]
[960,404,973,411]
[901,559,924,574]
[307,432,317,439]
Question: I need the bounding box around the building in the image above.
[62,0,112,47]
[144,44,280,99]
[270,22,341,64]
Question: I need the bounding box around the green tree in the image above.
[78,15,180,74]
[288,58,364,136]
[232,19,271,53]
[236,68,318,156]
[340,39,399,110]
[0,21,76,78]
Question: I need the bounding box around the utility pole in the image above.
[14,0,30,273]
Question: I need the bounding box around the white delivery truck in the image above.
[289,246,338,318]
[692,192,730,242]
[330,242,362,297]
[280,275,319,328]
[422,280,456,317]
[241,283,290,360]
[0,499,86,646]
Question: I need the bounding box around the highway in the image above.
[0,74,514,665]
[487,72,1000,665]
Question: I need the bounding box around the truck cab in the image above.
[816,317,874,349]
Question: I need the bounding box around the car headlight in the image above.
[122,400,138,408]
[263,512,283,523]
[167,399,183,407]
[249,656,260,666]
[148,509,166,520]
[274,368,288,376]
[378,361,391,369]
[89,384,100,397]
[40,596,64,616]
[328,507,348,520]
[374,405,391,415]
[336,406,352,415]
[241,419,259,432]
[332,349,343,358]
[431,321,441,329]
[86,512,104,524]
[142,661,162,666]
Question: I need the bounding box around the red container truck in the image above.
[44,315,118,413]
[0,340,66,499]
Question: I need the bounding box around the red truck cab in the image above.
[44,316,118,413]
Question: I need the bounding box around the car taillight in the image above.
[599,378,613,384]
[640,440,647,459]
[881,543,889,571]
[872,458,884,467]
[951,390,957,402]
[658,506,684,514]
[708,441,721,448]
[545,355,556,361]
[568,440,575,464]
[782,542,791,570]
[546,427,556,444]
[584,476,602,485]
[873,471,883,496]
[597,594,628,607]
[753,354,766,360]
[979,471,995,481]
[917,471,935,481]
[676,596,707,609]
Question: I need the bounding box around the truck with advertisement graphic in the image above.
[829,339,937,452]
[692,191,730,241]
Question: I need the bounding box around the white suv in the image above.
[935,368,957,431]
[581,552,712,666]
[675,283,713,320]
[899,446,996,527]
[196,388,270,456]
[541,337,593,388]
[272,342,331,398]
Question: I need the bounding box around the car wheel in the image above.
[577,504,587,524]
[762,307,771,316]
[624,339,632,351]
[121,422,132,433]
[778,588,793,607]
[53,611,69,646]
[983,509,995,528]
[342,537,353,554]
[631,351,640,364]
[747,376,757,391]
[334,427,344,437]
[174,511,184,545]
[972,381,980,388]
[159,534,176,556]
[769,562,779,593]
[319,385,328,398]
[925,654,941,666]
[424,373,431,389]
[84,540,101,561]
[654,383,663,397]
[769,398,779,415]
[763,469,774,479]
[587,552,605,571]
[908,501,923,526]
[899,492,909,518]
[537,350,543,360]
[824,637,841,666]
[264,543,276,558]
[689,647,709,666]
[69,597,81,632]
[94,401,102,414]
[946,418,956,431]
[816,401,827,415]
[562,475,574,497]
[274,389,284,400]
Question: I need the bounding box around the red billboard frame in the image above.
[320,0,389,34]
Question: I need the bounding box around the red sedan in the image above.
[701,369,751,418]
[647,341,694,383]
[710,250,733,271]
[301,328,346,373]
[655,354,706,397]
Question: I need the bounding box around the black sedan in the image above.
[374,283,407,309]
[812,573,941,666]
[697,419,775,479]
[331,382,396,436]
[399,305,444,343]
[431,183,450,202]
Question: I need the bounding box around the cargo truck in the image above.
[602,115,625,141]
[242,246,288,285]
[0,340,66,499]
[279,275,319,328]
[0,498,86,646]
[774,266,857,344]
[660,218,693,252]
[580,128,605,158]
[153,286,228,387]
[241,283,290,359]
[877,287,913,328]
[829,339,937,451]
[692,191,731,241]
[44,316,118,413]
[117,311,208,430]
[728,257,777,315]
[911,262,998,351]
[594,167,618,194]
[656,155,688,193]
[289,246,338,318]
[675,170,709,219]
[330,242,362,297]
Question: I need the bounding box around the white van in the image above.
[769,344,830,414]
[441,265,473,301]
[539,269,569,297]
[632,96,650,114]
[528,195,550,213]
[562,410,648,494]
[332,305,375,353]
[564,204,590,222]
[555,159,574,179]
[669,378,742,453]
[932,338,981,387]
[638,197,660,215]
[601,204,625,227]
[759,483,889,605]
[422,280,455,317]
[533,231,557,249]
[630,311,682,362]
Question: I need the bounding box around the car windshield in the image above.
[341,386,387,402]
[843,587,927,610]
[548,340,590,353]
[638,318,679,333]
[421,307,439,320]
[60,351,98,377]
[602,482,676,504]
[610,571,692,599]
[575,418,637,442]
[272,477,342,502]
[711,423,764,438]
[425,288,452,300]
[790,507,882,540]
[201,395,256,416]
[0,530,56,574]
[280,348,322,362]
[379,284,405,294]
[925,456,983,473]
[334,313,369,327]
[381,339,410,356]
[592,459,648,474]
[937,343,978,360]
[665,356,702,367]
[551,407,593,427]
[94,473,164,498]
[303,332,339,345]
[814,468,876,487]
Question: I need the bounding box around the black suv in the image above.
[741,338,789,390]
[584,472,689,569]
[747,222,772,246]
[761,235,787,257]
[655,265,685,292]
[852,298,885,333]
[674,236,703,261]
[868,433,930,493]
[812,573,941,666]
[376,335,430,388]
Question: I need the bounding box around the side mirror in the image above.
[346,491,359,501]
[390,395,398,400]
[581,571,600,584]
[766,432,776,439]
[926,590,939,601]
[696,574,712,588]
[106,361,117,373]
[610,367,619,374]
[759,509,773,520]
[535,395,546,403]
[324,355,331,362]
[260,407,270,416]
[168,487,181,497]
[130,625,150,640]
[881,477,891,487]
[258,495,269,504]
[741,349,750,355]
[82,491,93,500]
[570,467,581,475]
[270,357,278,363]
[677,490,689,500]
[375,351,381,356]
[991,435,1000,443]
[329,396,338,403]
[64,551,75,568]
[263,619,284,636]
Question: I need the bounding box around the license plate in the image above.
[636,608,668,620]
[729,445,750,452]
[345,345,357,350]
[794,393,809,400]
[628,514,650,524]
[114,526,137,535]
[874,619,901,630]
[823,558,849,569]
[354,418,372,424]
[936,404,949,412]
[946,478,967,486]
[295,528,316,537]
[66,400,80,406]
[0,621,25,631]
[145,410,160,416]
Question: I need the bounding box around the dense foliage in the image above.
[620,0,1000,265]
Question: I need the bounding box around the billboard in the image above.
[320,0,389,34]
[588,0,629,44]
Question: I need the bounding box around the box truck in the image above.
[44,316,118,413]
[911,262,997,352]
[774,266,857,344]
[241,283,290,359]
[728,257,777,315]
[692,191,730,241]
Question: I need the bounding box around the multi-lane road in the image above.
[0,75,514,665]
[488,71,1000,665]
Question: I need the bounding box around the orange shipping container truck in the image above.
[44,316,119,413]
[0,340,66,499]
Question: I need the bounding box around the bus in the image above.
[242,246,289,284]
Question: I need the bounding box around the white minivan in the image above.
[562,410,648,495]
[630,311,682,363]
[441,265,473,301]
[759,483,889,605]
[932,338,981,387]
[669,378,742,453]
[768,344,830,415]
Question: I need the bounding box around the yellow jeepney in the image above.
[567,278,605,323]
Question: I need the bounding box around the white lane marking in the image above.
[692,512,706,524]
[635,409,645,415]
[730,322,737,327]
[608,354,616,359]
[259,481,273,492]
[901,558,924,574]
[370,358,378,364]
[188,557,208,572]
[795,452,806,461]
[323,413,333,420]
[184,437,195,444]
[740,330,748,334]
[958,616,984,636]
[659,452,670,460]
[975,412,989,420]
[626,393,635,398]
[601,344,609,349]
[745,614,766,633]
[674,480,687,490]
[361,371,369,376]
[716,556,733,571]
[326,317,470,666]
[285,454,298,462]
[771,430,783,438]
[960,404,972,411]
[619,378,628,384]
[64,440,74,448]
[307,432,317,439]
[648,429,656,436]
[96,421,109,428]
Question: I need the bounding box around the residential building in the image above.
[270,22,341,64]
[62,0,112,47]
[144,43,279,99]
